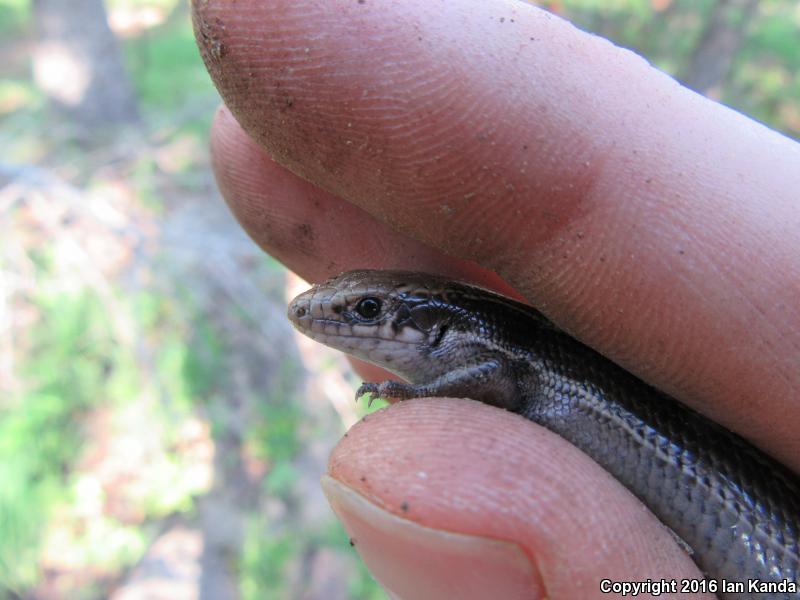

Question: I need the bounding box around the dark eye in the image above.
[355,297,382,319]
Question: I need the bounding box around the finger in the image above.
[210,106,521,298]
[325,398,712,600]
[194,0,800,470]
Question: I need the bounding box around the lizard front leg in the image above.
[356,358,525,412]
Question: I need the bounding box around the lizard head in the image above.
[287,269,462,381]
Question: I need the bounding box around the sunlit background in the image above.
[1,0,798,598]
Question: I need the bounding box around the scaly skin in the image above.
[288,269,800,599]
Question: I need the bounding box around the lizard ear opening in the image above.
[430,323,449,347]
[408,304,438,333]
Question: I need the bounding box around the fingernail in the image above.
[321,476,544,600]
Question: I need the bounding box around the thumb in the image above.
[324,399,712,600]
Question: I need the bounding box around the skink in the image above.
[288,269,800,598]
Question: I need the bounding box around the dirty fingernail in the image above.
[321,475,544,600]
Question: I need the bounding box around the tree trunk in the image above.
[682,0,759,97]
[32,0,139,129]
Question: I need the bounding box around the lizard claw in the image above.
[356,382,379,405]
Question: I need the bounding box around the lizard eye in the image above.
[355,297,382,319]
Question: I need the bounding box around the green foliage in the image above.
[249,402,302,465]
[123,11,215,118]
[0,0,31,33]
[553,0,799,138]
[137,287,227,410]
[247,359,303,464]
[347,564,389,600]
[319,521,387,600]
[239,518,386,600]
[129,154,164,211]
[183,313,226,399]
[263,461,300,498]
[0,445,55,591]
[240,524,298,600]
[0,283,225,593]
[0,290,116,590]
[747,10,800,69]
[26,292,113,409]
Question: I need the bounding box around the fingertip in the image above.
[322,475,544,600]
[328,399,712,599]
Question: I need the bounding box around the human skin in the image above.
[192,1,800,598]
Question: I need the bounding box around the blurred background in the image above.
[0,0,797,598]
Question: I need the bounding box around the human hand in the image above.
[192,1,800,597]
